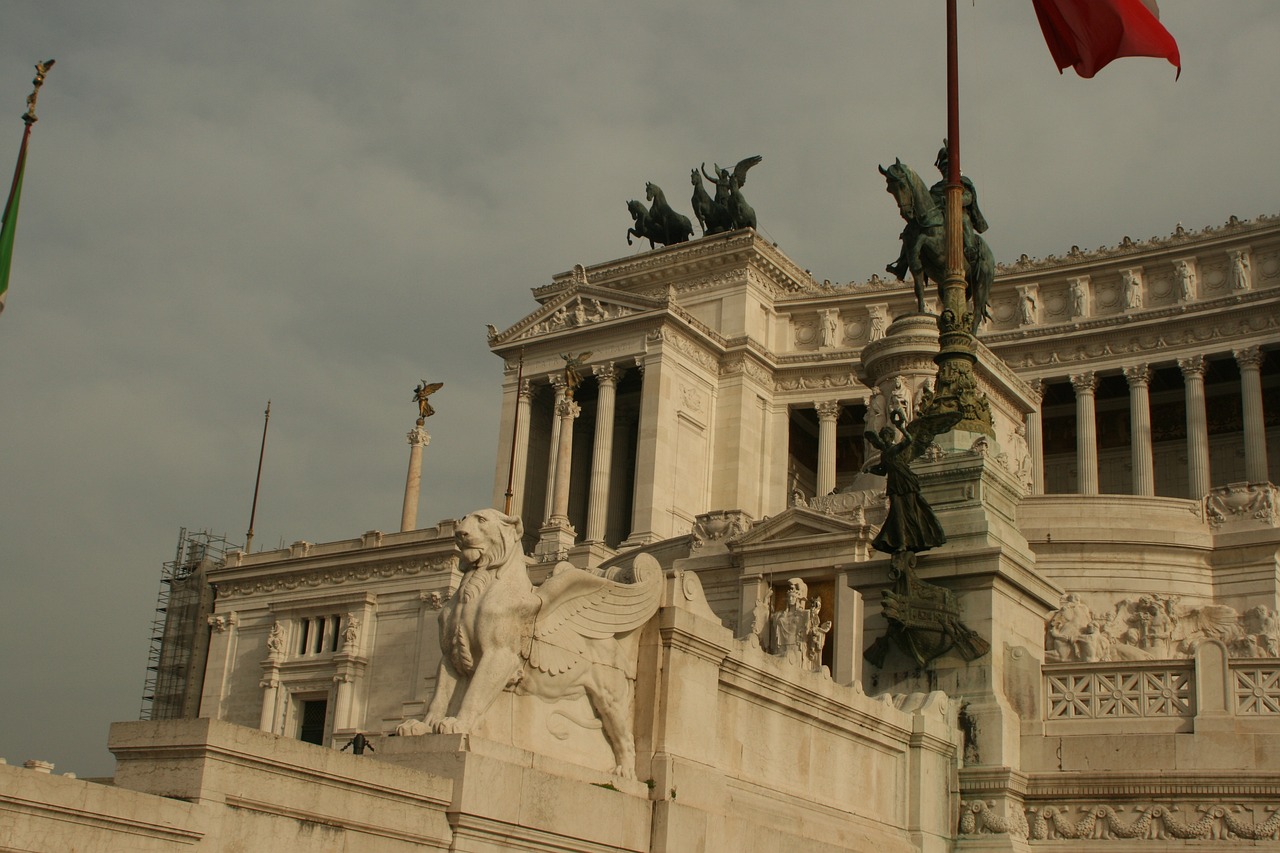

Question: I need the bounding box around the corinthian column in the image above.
[543,376,566,522]
[401,424,430,531]
[1026,379,1045,495]
[1235,346,1270,484]
[1178,356,1211,499]
[549,397,581,525]
[1071,372,1099,495]
[506,380,533,516]
[815,400,842,497]
[586,364,620,542]
[1124,364,1154,496]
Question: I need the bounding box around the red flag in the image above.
[1032,0,1180,79]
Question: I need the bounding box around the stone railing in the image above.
[1231,661,1280,715]
[1044,660,1194,721]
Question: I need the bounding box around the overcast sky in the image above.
[1,2,1275,778]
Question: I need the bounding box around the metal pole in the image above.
[245,401,271,552]
[503,351,525,515]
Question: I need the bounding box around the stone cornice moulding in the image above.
[215,553,459,598]
[533,230,815,301]
[992,213,1280,279]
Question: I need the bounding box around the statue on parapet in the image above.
[765,577,831,675]
[395,509,661,778]
[626,181,693,249]
[690,155,762,235]
[880,143,994,334]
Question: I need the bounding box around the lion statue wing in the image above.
[528,554,662,677]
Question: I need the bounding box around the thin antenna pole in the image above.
[245,401,271,552]
[503,351,525,515]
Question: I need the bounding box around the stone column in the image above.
[815,400,842,498]
[506,380,533,516]
[542,376,567,522]
[586,364,620,542]
[549,397,581,525]
[1026,379,1045,495]
[1235,346,1270,484]
[1124,364,1155,496]
[1179,356,1211,499]
[1071,372,1099,495]
[400,424,430,532]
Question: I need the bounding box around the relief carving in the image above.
[1045,591,1280,661]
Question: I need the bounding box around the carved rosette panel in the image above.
[1045,666,1192,720]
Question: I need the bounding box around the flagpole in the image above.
[0,60,53,316]
[245,401,271,553]
[932,0,978,408]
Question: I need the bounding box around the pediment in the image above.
[732,506,865,548]
[492,283,664,346]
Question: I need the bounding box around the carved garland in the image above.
[961,800,1280,841]
[218,555,458,597]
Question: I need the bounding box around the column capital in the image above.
[556,398,581,420]
[1122,364,1151,387]
[548,373,568,392]
[593,362,622,385]
[406,425,431,447]
[517,378,534,400]
[814,400,842,422]
[1069,372,1097,395]
[1177,355,1206,378]
[1028,378,1046,402]
[1233,345,1264,369]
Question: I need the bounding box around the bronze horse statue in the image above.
[690,168,730,235]
[880,159,993,335]
[627,182,692,249]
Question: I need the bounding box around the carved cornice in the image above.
[992,214,1278,277]
[216,554,458,597]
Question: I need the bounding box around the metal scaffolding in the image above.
[139,528,238,721]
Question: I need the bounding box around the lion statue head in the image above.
[455,508,524,574]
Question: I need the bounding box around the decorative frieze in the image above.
[1045,592,1280,662]
[218,555,457,597]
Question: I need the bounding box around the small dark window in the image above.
[299,699,327,745]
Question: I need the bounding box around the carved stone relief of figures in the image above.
[1068,276,1090,320]
[819,308,841,348]
[1045,592,1280,662]
[1017,284,1039,326]
[266,621,285,658]
[764,578,831,675]
[1121,269,1143,310]
[341,613,361,651]
[1231,249,1252,291]
[889,375,912,423]
[867,304,889,341]
[1174,258,1197,302]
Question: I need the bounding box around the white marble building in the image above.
[3,216,1277,851]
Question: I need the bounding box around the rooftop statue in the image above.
[412,380,444,423]
[626,182,693,249]
[395,509,662,778]
[691,155,761,235]
[880,144,993,334]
